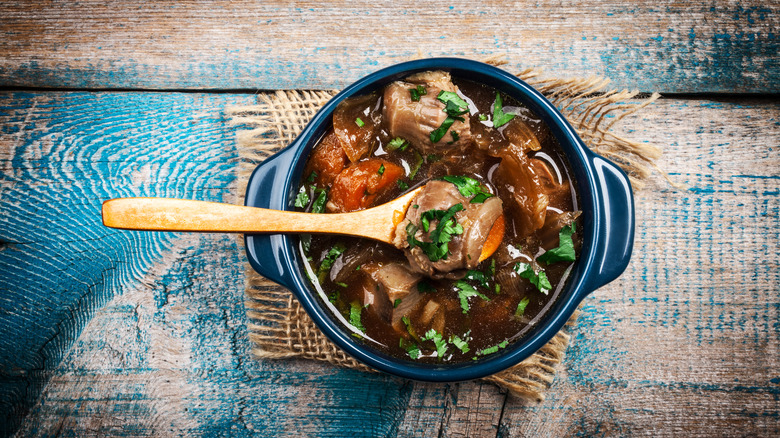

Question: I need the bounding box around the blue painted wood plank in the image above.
[0,91,255,436]
[2,93,779,437]
[0,2,778,93]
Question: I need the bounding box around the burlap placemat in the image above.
[226,58,661,402]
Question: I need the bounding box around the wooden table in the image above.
[1,2,778,436]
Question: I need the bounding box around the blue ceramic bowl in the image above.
[244,58,633,382]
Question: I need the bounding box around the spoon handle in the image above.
[101,190,420,243]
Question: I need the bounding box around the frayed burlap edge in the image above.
[226,59,661,403]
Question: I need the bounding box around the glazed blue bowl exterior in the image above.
[244,58,634,382]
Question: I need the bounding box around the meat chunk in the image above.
[383,70,471,154]
[393,180,503,277]
[360,262,427,332]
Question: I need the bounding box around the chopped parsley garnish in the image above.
[537,223,577,264]
[514,262,552,295]
[307,171,318,183]
[450,131,460,142]
[317,243,346,283]
[430,117,456,143]
[440,175,493,203]
[409,151,423,179]
[387,137,409,151]
[294,186,310,208]
[328,290,339,305]
[479,113,488,121]
[409,85,427,101]
[465,269,490,289]
[515,296,530,318]
[355,117,365,127]
[336,282,348,288]
[450,334,470,353]
[407,204,465,262]
[400,338,421,359]
[454,280,490,314]
[492,92,515,128]
[437,91,469,117]
[311,188,328,213]
[421,329,448,358]
[475,340,509,357]
[397,180,409,190]
[401,315,418,339]
[394,298,402,308]
[378,164,385,175]
[349,301,365,332]
[430,91,469,143]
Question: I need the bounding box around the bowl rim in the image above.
[244,57,623,382]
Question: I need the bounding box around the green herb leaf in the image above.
[397,180,409,190]
[355,117,365,127]
[409,85,427,102]
[515,296,530,318]
[294,186,310,208]
[475,340,509,357]
[421,329,448,358]
[387,137,409,151]
[514,262,552,295]
[450,334,470,353]
[394,298,402,308]
[311,188,328,213]
[401,315,418,339]
[328,290,339,305]
[400,338,421,359]
[409,150,423,179]
[537,223,577,264]
[437,91,469,117]
[440,175,493,203]
[317,243,346,283]
[349,301,365,332]
[378,164,385,175]
[492,92,515,128]
[307,171,318,183]
[407,204,465,262]
[479,113,488,121]
[430,116,456,143]
[454,280,490,314]
[465,269,490,289]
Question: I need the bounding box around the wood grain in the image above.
[0,1,778,93]
[3,93,778,436]
[101,188,421,243]
[0,91,256,436]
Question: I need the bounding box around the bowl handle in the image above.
[584,155,635,292]
[243,145,300,291]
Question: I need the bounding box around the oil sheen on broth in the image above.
[295,71,581,363]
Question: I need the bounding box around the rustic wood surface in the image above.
[1,2,779,437]
[1,1,778,93]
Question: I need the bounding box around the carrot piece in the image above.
[479,213,505,262]
[328,159,404,212]
[304,131,348,187]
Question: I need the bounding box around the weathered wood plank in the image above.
[0,91,256,436]
[3,94,779,437]
[1,1,777,93]
[496,97,780,437]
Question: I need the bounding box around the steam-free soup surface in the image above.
[296,71,581,363]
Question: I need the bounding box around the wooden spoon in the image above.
[101,186,503,261]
